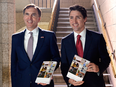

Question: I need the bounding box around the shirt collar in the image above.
[25,27,39,36]
[74,28,86,38]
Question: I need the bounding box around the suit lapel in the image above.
[68,32,77,55]
[32,28,44,61]
[83,29,93,59]
[20,29,31,62]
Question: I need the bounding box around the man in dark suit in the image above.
[61,5,110,87]
[11,4,60,87]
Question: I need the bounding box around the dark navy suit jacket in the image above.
[61,29,110,87]
[11,28,60,87]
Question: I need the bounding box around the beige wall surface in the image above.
[0,0,16,87]
[16,12,25,31]
[97,0,116,56]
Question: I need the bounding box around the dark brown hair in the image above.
[23,4,41,17]
[69,5,87,19]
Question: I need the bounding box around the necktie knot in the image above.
[29,32,33,36]
[77,35,81,40]
[77,35,81,44]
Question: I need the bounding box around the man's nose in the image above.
[28,15,32,19]
[74,18,77,23]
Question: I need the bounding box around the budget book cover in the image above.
[67,55,90,81]
[35,61,57,84]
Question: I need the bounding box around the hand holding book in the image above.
[37,83,47,86]
[68,79,84,86]
[35,61,57,84]
[67,55,100,86]
[67,55,90,82]
[86,63,99,73]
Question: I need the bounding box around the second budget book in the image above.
[67,55,90,81]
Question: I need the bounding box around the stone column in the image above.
[0,0,16,87]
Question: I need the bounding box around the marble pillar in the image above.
[0,0,16,87]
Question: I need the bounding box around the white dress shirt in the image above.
[24,27,39,54]
[74,28,86,51]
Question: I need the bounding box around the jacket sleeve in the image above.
[50,32,60,69]
[60,39,70,85]
[11,35,18,87]
[98,34,111,75]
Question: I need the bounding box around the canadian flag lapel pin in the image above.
[41,36,44,38]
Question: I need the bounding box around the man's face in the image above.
[23,7,40,31]
[69,10,87,34]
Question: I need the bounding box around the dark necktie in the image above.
[76,35,83,57]
[27,32,33,61]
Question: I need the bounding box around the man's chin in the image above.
[73,28,79,31]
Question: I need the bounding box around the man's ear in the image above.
[38,17,41,22]
[84,17,87,23]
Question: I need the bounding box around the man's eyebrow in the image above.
[76,15,81,17]
[25,12,29,14]
[32,13,36,14]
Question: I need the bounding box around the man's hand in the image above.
[37,83,47,86]
[86,63,99,73]
[69,79,84,86]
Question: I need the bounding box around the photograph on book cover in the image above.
[37,61,56,78]
[67,55,90,81]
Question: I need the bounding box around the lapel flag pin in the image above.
[41,36,44,38]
